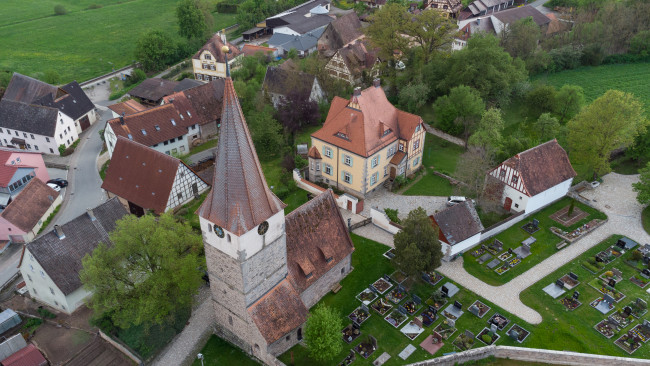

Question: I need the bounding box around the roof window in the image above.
[187,111,192,117]
[127,134,133,140]
[141,129,147,136]
[171,119,176,126]
[336,132,349,140]
[180,114,184,120]
[155,125,160,131]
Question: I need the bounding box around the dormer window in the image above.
[155,125,160,131]
[326,256,333,263]
[500,169,505,178]
[187,111,192,117]
[204,54,211,60]
[127,134,133,140]
[336,132,348,140]
[180,114,184,120]
[382,129,391,137]
[16,157,21,163]
[305,272,313,279]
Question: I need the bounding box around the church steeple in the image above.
[198,76,285,236]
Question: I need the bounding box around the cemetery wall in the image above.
[301,254,352,308]
[370,207,401,235]
[479,211,526,241]
[406,346,650,366]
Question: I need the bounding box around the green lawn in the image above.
[402,134,463,196]
[189,139,218,156]
[642,206,650,236]
[521,234,650,358]
[192,336,260,366]
[402,172,453,196]
[0,0,237,83]
[463,197,608,286]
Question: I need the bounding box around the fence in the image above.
[98,330,143,365]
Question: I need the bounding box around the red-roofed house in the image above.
[308,79,425,197]
[241,44,278,58]
[192,32,242,81]
[1,344,47,366]
[488,139,577,214]
[0,148,49,209]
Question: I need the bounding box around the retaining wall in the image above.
[370,207,401,235]
[98,330,142,365]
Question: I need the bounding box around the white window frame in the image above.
[371,156,378,168]
[325,164,332,175]
[344,155,352,167]
[324,147,333,158]
[343,172,352,184]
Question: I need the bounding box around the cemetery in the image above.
[507,324,530,343]
[476,325,501,345]
[559,290,582,310]
[464,197,607,285]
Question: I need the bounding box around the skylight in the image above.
[141,129,147,136]
[171,119,176,126]
[127,134,133,140]
[187,111,192,117]
[155,125,160,131]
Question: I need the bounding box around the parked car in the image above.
[46,183,61,192]
[447,196,475,207]
[47,178,68,187]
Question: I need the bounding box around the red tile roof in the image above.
[198,78,285,235]
[106,104,188,146]
[500,139,576,196]
[431,201,484,246]
[285,190,354,293]
[1,344,47,366]
[107,99,148,116]
[101,137,201,214]
[162,80,226,128]
[312,85,423,157]
[1,178,57,232]
[307,146,322,159]
[248,278,308,344]
[193,34,242,63]
[241,44,277,57]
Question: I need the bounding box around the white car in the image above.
[47,183,61,192]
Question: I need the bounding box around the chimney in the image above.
[54,225,65,239]
[87,208,96,221]
[120,112,125,126]
[373,78,381,88]
[353,87,361,97]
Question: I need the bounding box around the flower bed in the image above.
[418,308,437,327]
[384,309,407,328]
[426,295,448,311]
[625,300,648,319]
[424,271,444,286]
[354,337,377,359]
[630,275,649,288]
[391,271,407,284]
[507,324,530,343]
[609,310,634,328]
[372,278,392,294]
[452,333,474,351]
[341,324,361,344]
[470,246,486,258]
[371,298,393,316]
[386,287,407,304]
[434,320,457,340]
[508,258,521,267]
[348,306,370,325]
[339,351,356,366]
[588,278,626,302]
[356,288,377,305]
[383,248,396,260]
[476,327,500,345]
[559,296,582,310]
[599,268,623,283]
[498,252,512,261]
[403,300,420,315]
[470,300,491,318]
[630,324,650,343]
[488,313,510,330]
[594,319,617,338]
[495,263,510,275]
[615,331,643,354]
[521,222,540,235]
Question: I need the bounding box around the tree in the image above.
[81,213,204,328]
[176,0,211,40]
[134,30,177,72]
[248,108,284,158]
[403,10,458,64]
[469,108,504,154]
[275,90,320,146]
[455,147,495,201]
[433,85,485,145]
[633,162,650,204]
[534,113,560,142]
[398,82,430,113]
[500,17,541,63]
[568,90,648,178]
[554,85,585,124]
[526,84,557,118]
[54,5,67,15]
[304,304,343,362]
[442,33,527,104]
[392,207,442,277]
[43,70,61,85]
[365,4,410,60]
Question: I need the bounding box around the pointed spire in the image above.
[198,78,285,235]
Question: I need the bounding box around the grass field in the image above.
[0,0,237,83]
[402,134,462,197]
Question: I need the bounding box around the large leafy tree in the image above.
[134,30,177,72]
[275,90,320,147]
[365,3,410,60]
[633,162,650,204]
[81,213,204,328]
[403,9,458,64]
[393,207,442,277]
[525,84,557,118]
[554,85,585,124]
[469,108,504,154]
[567,90,648,178]
[176,0,212,40]
[398,82,430,113]
[433,85,485,144]
[534,113,561,142]
[500,17,541,65]
[455,147,495,201]
[304,304,343,362]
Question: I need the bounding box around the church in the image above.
[197,65,355,364]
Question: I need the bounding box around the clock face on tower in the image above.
[214,224,224,238]
[258,221,269,235]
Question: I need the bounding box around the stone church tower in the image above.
[197,75,289,363]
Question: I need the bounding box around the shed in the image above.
[0,310,20,335]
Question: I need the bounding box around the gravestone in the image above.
[643,319,650,329]
[643,269,650,278]
[454,301,462,309]
[383,274,392,283]
[569,272,579,281]
[429,306,438,315]
[369,284,379,294]
[421,273,430,283]
[441,286,449,296]
[637,298,647,308]
[624,306,633,316]
[608,279,617,288]
[397,284,405,292]
[508,248,514,254]
[644,256,650,265]
[509,329,520,340]
[555,279,565,288]
[412,294,422,305]
[361,304,369,313]
[464,330,475,339]
[490,323,498,335]
[595,256,603,263]
[532,219,539,227]
[573,291,580,300]
[398,305,407,315]
[468,305,480,317]
[603,294,616,304]
[617,239,626,248]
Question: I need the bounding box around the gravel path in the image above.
[437,173,650,324]
[361,187,448,219]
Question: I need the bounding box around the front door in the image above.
[390,167,396,179]
[504,197,512,211]
[347,200,352,211]
[192,183,199,196]
[79,115,91,131]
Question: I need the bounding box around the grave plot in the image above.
[559,291,582,311]
[338,350,356,366]
[403,295,422,315]
[521,219,541,234]
[371,298,393,316]
[630,274,649,288]
[487,259,502,271]
[615,330,643,354]
[498,252,512,261]
[341,324,361,344]
[468,300,491,318]
[422,271,444,287]
[420,331,444,355]
[550,219,603,243]
[400,320,425,340]
[390,271,407,284]
[434,319,457,340]
[543,280,567,299]
[624,298,648,318]
[470,245,487,258]
[478,252,493,264]
[630,322,650,343]
[371,277,392,294]
[495,263,510,275]
[559,272,580,289]
[591,296,616,314]
[442,301,464,321]
[383,248,396,260]
[398,344,416,361]
[624,248,650,272]
[348,305,371,326]
[608,309,635,328]
[599,268,624,283]
[426,291,448,311]
[386,285,408,305]
[440,282,460,298]
[550,205,588,227]
[476,325,501,345]
[487,239,503,255]
[356,288,378,305]
[384,309,408,328]
[508,257,522,267]
[594,319,618,339]
[588,278,626,302]
[453,330,475,351]
[488,313,510,330]
[354,336,377,359]
[507,324,530,343]
[416,306,438,327]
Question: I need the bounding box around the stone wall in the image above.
[300,254,352,308]
[370,207,401,235]
[267,323,304,357]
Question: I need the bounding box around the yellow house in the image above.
[192,33,242,81]
[308,79,425,197]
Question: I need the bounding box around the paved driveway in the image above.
[361,187,448,219]
[436,173,650,324]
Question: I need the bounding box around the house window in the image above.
[343,172,352,184]
[30,134,34,139]
[499,169,505,178]
[180,146,186,152]
[164,141,169,146]
[512,175,518,184]
[515,203,519,208]
[325,164,332,176]
[415,124,421,132]
[286,335,291,341]
[315,162,320,171]
[23,132,27,138]
[205,54,211,60]
[324,146,333,158]
[414,139,420,150]
[344,155,352,167]
[27,274,32,281]
[413,157,420,167]
[15,131,18,136]
[46,137,50,142]
[50,148,54,153]
[67,126,71,132]
[35,145,39,151]
[370,172,378,185]
[398,144,404,152]
[40,270,45,278]
[50,287,55,295]
[0,128,2,133]
[371,156,379,168]
[384,166,388,176]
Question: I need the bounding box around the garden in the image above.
[463,197,607,286]
[401,135,463,197]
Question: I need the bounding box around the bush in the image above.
[582,261,598,273]
[548,46,582,72]
[581,44,605,66]
[176,71,194,81]
[481,334,492,344]
[392,175,407,190]
[295,155,308,169]
[604,271,613,278]
[124,69,146,87]
[87,4,103,9]
[632,250,644,261]
[54,5,67,15]
[216,2,239,13]
[384,208,401,224]
[58,144,66,155]
[37,308,56,319]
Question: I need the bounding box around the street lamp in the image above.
[197,353,204,366]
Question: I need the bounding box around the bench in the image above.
[331,283,342,293]
[556,241,568,250]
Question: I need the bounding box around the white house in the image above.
[431,200,484,260]
[489,139,577,214]
[101,137,209,216]
[19,198,128,314]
